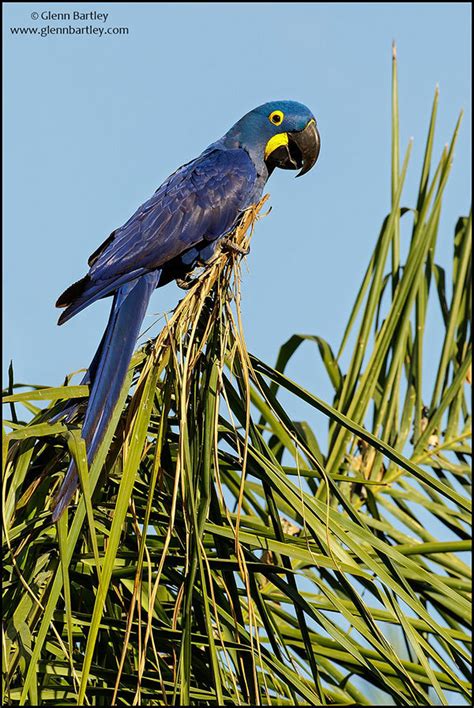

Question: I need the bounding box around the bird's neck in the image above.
[204,129,270,204]
[219,122,270,180]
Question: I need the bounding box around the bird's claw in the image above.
[221,238,250,256]
[176,275,196,290]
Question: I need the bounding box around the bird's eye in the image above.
[269,110,284,126]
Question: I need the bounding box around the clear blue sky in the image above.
[3,3,471,407]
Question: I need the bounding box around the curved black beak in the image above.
[265,119,320,177]
[292,119,320,177]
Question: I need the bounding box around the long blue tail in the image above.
[52,271,160,521]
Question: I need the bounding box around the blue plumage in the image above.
[57,148,257,324]
[52,100,320,520]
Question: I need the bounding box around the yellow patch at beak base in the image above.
[264,132,288,160]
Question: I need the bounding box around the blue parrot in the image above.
[52,100,320,521]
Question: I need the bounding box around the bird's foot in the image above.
[176,274,196,290]
[221,238,250,256]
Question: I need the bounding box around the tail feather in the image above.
[52,271,160,521]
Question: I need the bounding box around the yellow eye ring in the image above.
[269,110,284,126]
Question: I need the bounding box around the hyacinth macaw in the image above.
[52,100,320,520]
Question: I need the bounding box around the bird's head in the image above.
[224,100,320,177]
